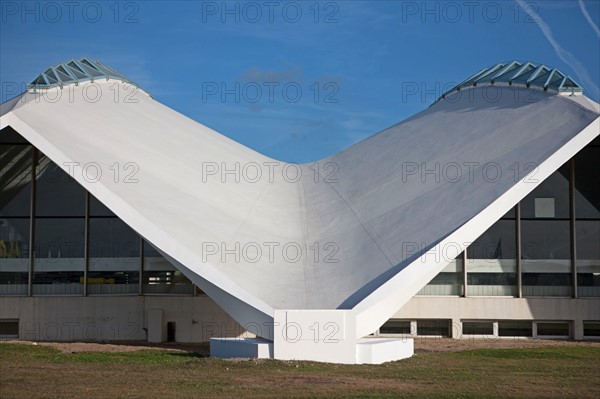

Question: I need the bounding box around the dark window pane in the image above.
[583,322,600,337]
[577,220,600,297]
[33,218,84,295]
[498,321,532,337]
[88,218,139,295]
[0,218,29,259]
[522,219,571,297]
[34,218,85,258]
[1,144,33,217]
[467,220,516,296]
[0,126,28,144]
[500,207,516,219]
[90,195,115,217]
[380,320,411,335]
[0,320,19,336]
[536,322,569,336]
[416,320,449,336]
[574,147,600,219]
[36,158,85,217]
[417,254,463,296]
[462,321,494,335]
[89,218,139,262]
[0,218,29,295]
[468,220,516,259]
[522,220,571,259]
[521,165,570,219]
[143,240,193,295]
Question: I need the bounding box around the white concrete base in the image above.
[210,336,414,364]
[212,307,414,364]
[274,309,357,364]
[356,338,414,364]
[210,338,273,359]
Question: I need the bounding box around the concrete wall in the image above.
[1,295,598,342]
[392,296,600,340]
[0,295,244,342]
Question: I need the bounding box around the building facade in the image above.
[1,59,599,344]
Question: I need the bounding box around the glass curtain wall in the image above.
[574,139,600,297]
[0,127,196,297]
[0,131,32,295]
[88,196,140,295]
[33,156,85,295]
[467,209,517,296]
[521,164,572,297]
[143,240,194,295]
[416,253,463,295]
[2,126,598,299]
[416,138,598,299]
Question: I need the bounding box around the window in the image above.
[0,319,19,338]
[379,320,411,335]
[467,211,516,296]
[1,131,195,297]
[575,146,600,298]
[462,321,493,336]
[143,240,193,295]
[417,253,463,296]
[416,320,450,337]
[88,217,139,295]
[522,164,572,297]
[536,322,569,337]
[583,321,600,338]
[33,157,85,295]
[498,321,532,337]
[0,143,32,295]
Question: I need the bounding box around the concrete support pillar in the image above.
[410,320,417,337]
[451,318,461,339]
[492,321,499,338]
[572,319,584,340]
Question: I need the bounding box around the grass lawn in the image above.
[0,342,599,398]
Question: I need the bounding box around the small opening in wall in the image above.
[167,322,176,342]
[0,319,19,339]
[583,322,600,338]
[536,322,570,337]
[498,321,532,337]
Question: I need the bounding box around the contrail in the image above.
[516,0,599,99]
[578,0,600,38]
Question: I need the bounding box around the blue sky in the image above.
[1,0,599,162]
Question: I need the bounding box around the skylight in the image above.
[434,60,582,105]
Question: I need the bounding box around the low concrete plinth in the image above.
[210,336,414,364]
[356,338,414,364]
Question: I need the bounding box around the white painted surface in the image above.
[274,309,357,363]
[356,338,414,364]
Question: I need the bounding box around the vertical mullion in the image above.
[27,148,37,297]
[83,191,90,296]
[462,250,468,297]
[139,236,144,296]
[516,203,522,298]
[569,159,577,298]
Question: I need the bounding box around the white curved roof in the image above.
[2,63,599,338]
